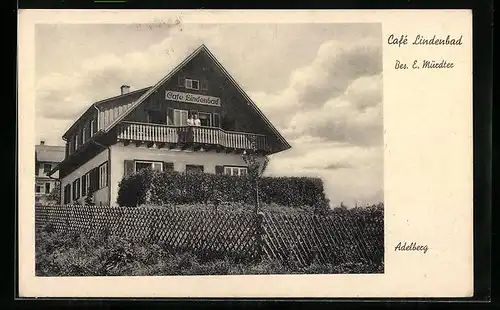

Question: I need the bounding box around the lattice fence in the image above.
[35,205,383,266]
[262,213,383,268]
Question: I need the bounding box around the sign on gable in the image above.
[165,90,221,107]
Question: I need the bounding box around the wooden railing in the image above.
[116,121,268,151]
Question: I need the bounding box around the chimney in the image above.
[40,140,45,145]
[120,85,130,95]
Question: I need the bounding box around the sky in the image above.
[35,22,383,207]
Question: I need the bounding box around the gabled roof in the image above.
[62,86,152,140]
[104,44,291,151]
[35,144,65,163]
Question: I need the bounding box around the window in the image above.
[35,185,42,193]
[185,78,200,90]
[45,183,51,194]
[75,134,79,150]
[99,162,108,188]
[91,118,97,136]
[82,173,90,196]
[224,166,248,176]
[174,109,188,126]
[135,161,163,172]
[43,163,51,173]
[186,165,204,174]
[147,110,167,124]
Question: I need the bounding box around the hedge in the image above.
[117,169,329,211]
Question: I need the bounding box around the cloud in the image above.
[265,141,383,207]
[254,38,383,147]
[289,38,382,108]
[323,162,353,170]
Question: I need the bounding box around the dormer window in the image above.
[185,78,200,90]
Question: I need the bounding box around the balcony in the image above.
[116,121,269,152]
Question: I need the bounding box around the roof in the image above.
[62,86,153,140]
[104,44,291,152]
[35,144,65,163]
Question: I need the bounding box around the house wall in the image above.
[108,144,266,207]
[36,161,59,179]
[60,149,109,205]
[98,89,148,130]
[35,178,58,196]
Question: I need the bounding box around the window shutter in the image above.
[124,160,135,176]
[163,162,174,172]
[80,128,85,145]
[213,113,220,128]
[167,108,174,126]
[64,185,70,204]
[90,167,99,192]
[215,165,224,175]
[87,121,92,138]
[81,175,87,196]
[178,76,185,87]
[201,79,208,90]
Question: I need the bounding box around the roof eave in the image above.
[102,45,206,134]
[62,103,98,139]
[49,130,106,176]
[201,47,292,150]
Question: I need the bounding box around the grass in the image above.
[36,223,384,276]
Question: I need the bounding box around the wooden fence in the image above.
[35,205,383,267]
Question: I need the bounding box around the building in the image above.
[35,141,65,203]
[49,44,291,207]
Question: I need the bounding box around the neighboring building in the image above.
[49,44,291,207]
[35,141,65,203]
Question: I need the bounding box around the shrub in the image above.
[117,170,329,210]
[117,169,154,207]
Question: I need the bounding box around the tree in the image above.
[242,136,269,214]
[46,183,61,205]
[84,186,96,206]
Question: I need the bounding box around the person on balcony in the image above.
[185,113,196,143]
[194,114,201,127]
[187,114,195,126]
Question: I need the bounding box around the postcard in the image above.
[18,9,473,298]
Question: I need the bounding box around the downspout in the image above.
[91,139,112,207]
[92,104,113,206]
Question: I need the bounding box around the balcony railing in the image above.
[116,121,268,151]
